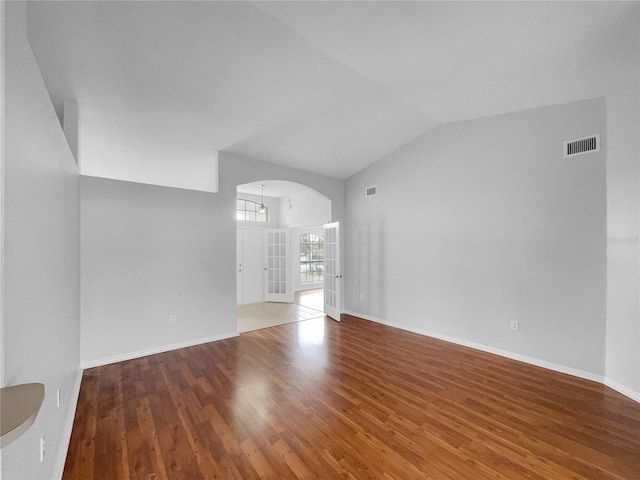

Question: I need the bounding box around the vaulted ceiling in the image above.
[26,1,639,190]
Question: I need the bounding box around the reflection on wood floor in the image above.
[237,289,325,333]
[63,314,640,480]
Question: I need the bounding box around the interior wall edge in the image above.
[51,368,83,480]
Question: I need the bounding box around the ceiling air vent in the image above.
[365,186,377,197]
[563,134,600,158]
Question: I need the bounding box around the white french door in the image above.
[323,222,341,321]
[264,229,293,303]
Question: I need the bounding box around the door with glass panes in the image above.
[264,229,293,303]
[323,222,341,321]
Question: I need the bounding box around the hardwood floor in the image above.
[64,315,640,479]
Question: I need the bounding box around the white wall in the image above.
[80,176,238,366]
[80,152,344,366]
[1,1,5,475]
[1,0,5,408]
[345,98,607,378]
[605,84,640,397]
[2,2,81,478]
[279,187,331,228]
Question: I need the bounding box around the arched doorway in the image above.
[235,180,333,332]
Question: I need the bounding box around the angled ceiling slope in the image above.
[26,1,639,191]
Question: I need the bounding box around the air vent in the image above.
[563,134,600,158]
[365,186,377,197]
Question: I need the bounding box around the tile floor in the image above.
[295,288,324,311]
[237,289,325,333]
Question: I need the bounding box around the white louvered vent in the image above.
[563,134,600,158]
[365,186,377,197]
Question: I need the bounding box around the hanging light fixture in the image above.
[257,184,267,215]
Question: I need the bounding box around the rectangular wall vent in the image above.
[365,186,377,197]
[563,134,600,158]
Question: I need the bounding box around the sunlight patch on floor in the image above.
[237,302,325,333]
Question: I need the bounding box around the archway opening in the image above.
[235,180,331,332]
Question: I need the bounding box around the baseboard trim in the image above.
[343,310,640,403]
[80,331,239,369]
[604,377,640,402]
[52,367,83,480]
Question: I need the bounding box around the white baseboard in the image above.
[604,377,640,402]
[343,310,639,404]
[53,367,83,480]
[80,331,239,369]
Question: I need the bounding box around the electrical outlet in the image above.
[169,315,176,324]
[40,434,46,462]
[56,388,61,408]
[510,321,519,331]
[359,293,364,301]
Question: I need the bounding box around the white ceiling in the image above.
[26,1,639,190]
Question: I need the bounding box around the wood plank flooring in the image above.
[63,315,640,479]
